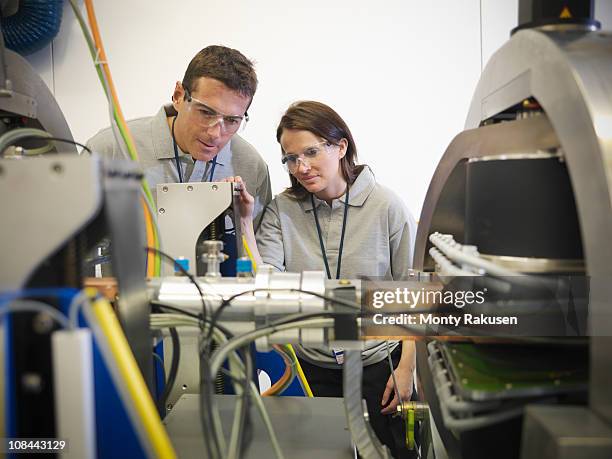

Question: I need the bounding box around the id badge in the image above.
[332,348,345,365]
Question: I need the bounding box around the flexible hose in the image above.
[0,127,51,156]
[1,0,64,56]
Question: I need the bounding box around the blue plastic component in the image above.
[236,257,253,275]
[1,288,147,459]
[174,257,190,273]
[1,0,65,56]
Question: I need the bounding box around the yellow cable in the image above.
[241,234,257,272]
[141,198,155,277]
[286,344,313,397]
[91,297,177,459]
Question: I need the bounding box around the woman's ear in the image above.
[338,138,348,159]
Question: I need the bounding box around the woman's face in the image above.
[279,129,347,195]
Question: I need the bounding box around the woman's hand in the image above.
[380,364,414,415]
[222,176,254,220]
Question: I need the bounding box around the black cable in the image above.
[200,346,222,459]
[205,286,451,348]
[237,345,254,457]
[146,247,208,321]
[151,301,200,320]
[152,352,166,385]
[16,135,93,155]
[158,327,180,413]
[151,301,234,339]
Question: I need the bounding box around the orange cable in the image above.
[262,345,293,396]
[84,0,138,160]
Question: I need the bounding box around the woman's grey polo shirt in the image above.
[256,166,417,367]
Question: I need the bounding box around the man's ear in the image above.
[172,81,184,110]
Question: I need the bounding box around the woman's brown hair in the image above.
[276,101,364,199]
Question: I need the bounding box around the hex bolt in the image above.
[22,373,43,393]
[32,313,54,334]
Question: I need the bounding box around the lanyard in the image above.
[171,116,217,183]
[310,186,350,280]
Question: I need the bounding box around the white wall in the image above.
[24,0,525,218]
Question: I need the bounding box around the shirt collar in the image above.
[300,166,376,212]
[151,104,230,166]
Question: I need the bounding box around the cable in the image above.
[204,286,361,350]
[0,299,70,329]
[262,345,294,396]
[69,0,161,275]
[150,306,234,340]
[228,345,253,459]
[152,352,166,386]
[0,128,51,156]
[146,247,208,320]
[241,234,257,272]
[14,135,93,155]
[286,344,313,397]
[68,289,92,329]
[84,295,177,458]
[386,341,403,412]
[204,322,284,459]
[210,318,334,382]
[158,327,180,413]
[150,301,201,320]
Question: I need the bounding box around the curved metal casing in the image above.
[0,49,76,149]
[414,29,612,457]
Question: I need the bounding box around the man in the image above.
[87,45,272,223]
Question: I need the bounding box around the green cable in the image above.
[69,0,161,274]
[405,406,415,450]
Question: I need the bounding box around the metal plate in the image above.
[157,182,233,275]
[164,394,353,458]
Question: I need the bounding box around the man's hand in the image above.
[380,364,414,415]
[222,176,254,219]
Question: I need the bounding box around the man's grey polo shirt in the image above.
[86,105,272,222]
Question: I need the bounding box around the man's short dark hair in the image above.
[182,45,258,100]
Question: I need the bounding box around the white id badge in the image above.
[332,348,345,365]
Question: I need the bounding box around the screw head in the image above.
[187,185,193,192]
[162,186,168,192]
[33,313,54,334]
[212,184,218,191]
[22,373,43,393]
[52,163,63,174]
[159,208,165,214]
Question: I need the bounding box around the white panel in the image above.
[24,45,54,95]
[481,0,518,72]
[48,0,481,218]
[52,329,96,459]
[596,0,612,30]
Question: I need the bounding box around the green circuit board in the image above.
[439,341,588,401]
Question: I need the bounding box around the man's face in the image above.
[172,77,251,162]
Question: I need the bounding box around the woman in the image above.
[229,101,418,458]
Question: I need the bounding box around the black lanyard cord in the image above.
[311,185,350,280]
[172,116,217,183]
[171,116,184,183]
